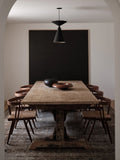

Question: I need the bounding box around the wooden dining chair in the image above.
[87,84,104,101]
[20,84,33,91]
[15,88,38,122]
[7,98,37,144]
[14,90,32,111]
[7,97,25,114]
[81,97,112,143]
[15,90,28,98]
[11,94,37,127]
[87,84,99,92]
[93,90,104,98]
[20,84,45,117]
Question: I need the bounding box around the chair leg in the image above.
[35,117,37,122]
[28,120,34,134]
[36,111,39,118]
[84,119,88,127]
[83,120,90,135]
[23,120,32,142]
[100,120,107,134]
[88,120,96,141]
[105,121,112,143]
[7,121,15,144]
[14,120,18,129]
[79,117,84,126]
[32,119,37,128]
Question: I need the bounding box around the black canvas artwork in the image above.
[29,30,88,84]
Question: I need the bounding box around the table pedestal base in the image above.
[29,139,89,150]
[29,110,90,150]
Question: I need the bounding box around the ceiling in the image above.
[7,0,113,23]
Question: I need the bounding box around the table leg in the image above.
[52,110,67,122]
[55,110,64,141]
[53,110,68,140]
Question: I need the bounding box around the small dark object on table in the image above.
[44,78,58,87]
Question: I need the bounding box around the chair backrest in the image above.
[7,97,22,115]
[96,97,111,120]
[93,91,104,100]
[87,84,99,92]
[100,97,111,114]
[20,84,33,91]
[15,90,28,98]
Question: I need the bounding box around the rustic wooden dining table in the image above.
[22,81,98,149]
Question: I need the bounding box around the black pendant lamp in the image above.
[52,8,67,43]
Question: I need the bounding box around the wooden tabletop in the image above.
[22,81,98,105]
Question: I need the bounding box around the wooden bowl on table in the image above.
[52,82,73,90]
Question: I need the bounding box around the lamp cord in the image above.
[58,8,60,20]
[57,8,62,21]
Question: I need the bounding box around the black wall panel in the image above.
[29,30,88,84]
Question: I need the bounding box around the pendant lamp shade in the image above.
[52,8,67,43]
[52,20,67,26]
[53,26,65,43]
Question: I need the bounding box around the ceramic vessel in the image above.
[44,78,58,87]
[52,82,73,90]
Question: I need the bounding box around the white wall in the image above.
[105,1,120,159]
[0,0,16,159]
[4,22,115,100]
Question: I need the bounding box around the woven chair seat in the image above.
[82,110,111,120]
[8,110,36,121]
